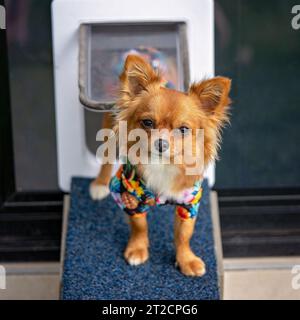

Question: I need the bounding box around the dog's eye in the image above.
[178,126,190,135]
[141,119,154,129]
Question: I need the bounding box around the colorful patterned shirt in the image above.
[109,162,202,219]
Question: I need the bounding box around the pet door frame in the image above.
[79,22,190,111]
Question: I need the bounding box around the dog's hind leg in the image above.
[90,112,114,200]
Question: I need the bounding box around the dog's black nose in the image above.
[154,139,169,153]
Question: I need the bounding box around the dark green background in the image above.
[215,0,300,189]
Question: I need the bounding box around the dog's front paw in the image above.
[176,256,206,277]
[89,181,110,200]
[124,246,149,266]
[121,192,139,209]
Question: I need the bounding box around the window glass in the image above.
[215,0,300,189]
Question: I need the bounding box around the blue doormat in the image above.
[62,177,220,300]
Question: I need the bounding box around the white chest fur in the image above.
[140,164,180,199]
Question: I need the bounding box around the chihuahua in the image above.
[90,55,231,277]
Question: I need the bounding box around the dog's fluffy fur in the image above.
[91,55,231,276]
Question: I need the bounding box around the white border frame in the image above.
[52,0,214,191]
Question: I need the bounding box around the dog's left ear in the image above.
[189,77,231,125]
[120,54,161,98]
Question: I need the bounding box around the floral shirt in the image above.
[109,162,202,220]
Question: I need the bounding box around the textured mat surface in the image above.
[62,177,219,300]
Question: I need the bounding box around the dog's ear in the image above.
[120,55,161,97]
[189,77,231,126]
[190,77,232,164]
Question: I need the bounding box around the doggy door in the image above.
[79,23,190,111]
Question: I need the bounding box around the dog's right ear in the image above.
[119,55,161,97]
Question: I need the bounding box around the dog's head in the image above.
[116,54,231,172]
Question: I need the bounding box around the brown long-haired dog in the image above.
[90,55,231,276]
